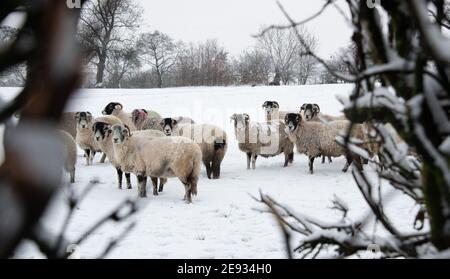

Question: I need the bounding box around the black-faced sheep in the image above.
[75,111,105,165]
[300,103,347,122]
[165,120,228,179]
[92,115,133,189]
[284,113,362,174]
[102,102,137,131]
[131,109,194,132]
[262,101,291,122]
[230,113,294,169]
[110,123,202,203]
[58,130,77,183]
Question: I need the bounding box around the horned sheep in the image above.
[230,113,294,169]
[131,109,194,132]
[284,113,363,174]
[110,123,202,203]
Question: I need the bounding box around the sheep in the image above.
[284,113,362,174]
[230,113,294,169]
[110,123,202,203]
[75,111,106,165]
[299,103,347,164]
[57,130,77,183]
[262,101,291,122]
[131,109,195,131]
[102,102,136,131]
[166,120,228,179]
[300,103,347,122]
[92,115,133,189]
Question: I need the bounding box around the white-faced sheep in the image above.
[262,101,291,122]
[131,109,195,131]
[110,123,202,203]
[230,113,294,169]
[102,102,137,131]
[284,113,363,174]
[58,130,77,183]
[75,111,105,165]
[164,119,228,179]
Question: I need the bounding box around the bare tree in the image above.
[137,31,179,88]
[234,49,271,85]
[78,0,142,87]
[256,25,316,85]
[105,46,140,88]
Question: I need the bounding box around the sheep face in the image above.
[285,113,302,132]
[102,102,123,115]
[93,122,112,142]
[262,101,280,116]
[300,103,320,121]
[75,111,92,129]
[160,118,178,136]
[111,124,130,144]
[131,109,148,126]
[230,113,250,132]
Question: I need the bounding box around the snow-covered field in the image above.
[1,85,418,259]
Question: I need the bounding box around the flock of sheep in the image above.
[56,100,393,204]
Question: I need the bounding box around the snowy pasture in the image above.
[1,85,418,259]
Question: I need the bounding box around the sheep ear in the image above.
[273,102,280,108]
[262,101,268,108]
[244,114,250,121]
[171,119,178,126]
[141,109,148,114]
[300,104,306,111]
[230,114,237,122]
[74,112,80,119]
[87,112,92,120]
[159,119,165,126]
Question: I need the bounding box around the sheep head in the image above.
[285,113,302,132]
[262,101,280,116]
[92,121,112,142]
[75,111,92,129]
[300,103,320,121]
[160,118,178,136]
[111,124,131,144]
[102,102,123,115]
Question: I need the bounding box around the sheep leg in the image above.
[321,156,326,164]
[150,177,159,196]
[90,150,96,165]
[288,152,294,164]
[183,183,192,204]
[116,167,123,189]
[204,160,212,179]
[212,161,221,179]
[125,173,132,189]
[251,154,257,169]
[100,153,107,163]
[137,175,147,198]
[246,152,252,169]
[283,152,290,167]
[342,155,353,173]
[84,149,91,166]
[69,169,75,184]
[328,156,332,164]
[308,156,315,174]
[158,178,167,192]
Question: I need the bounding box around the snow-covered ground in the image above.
[1,85,418,259]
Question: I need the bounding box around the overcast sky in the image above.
[136,0,353,58]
